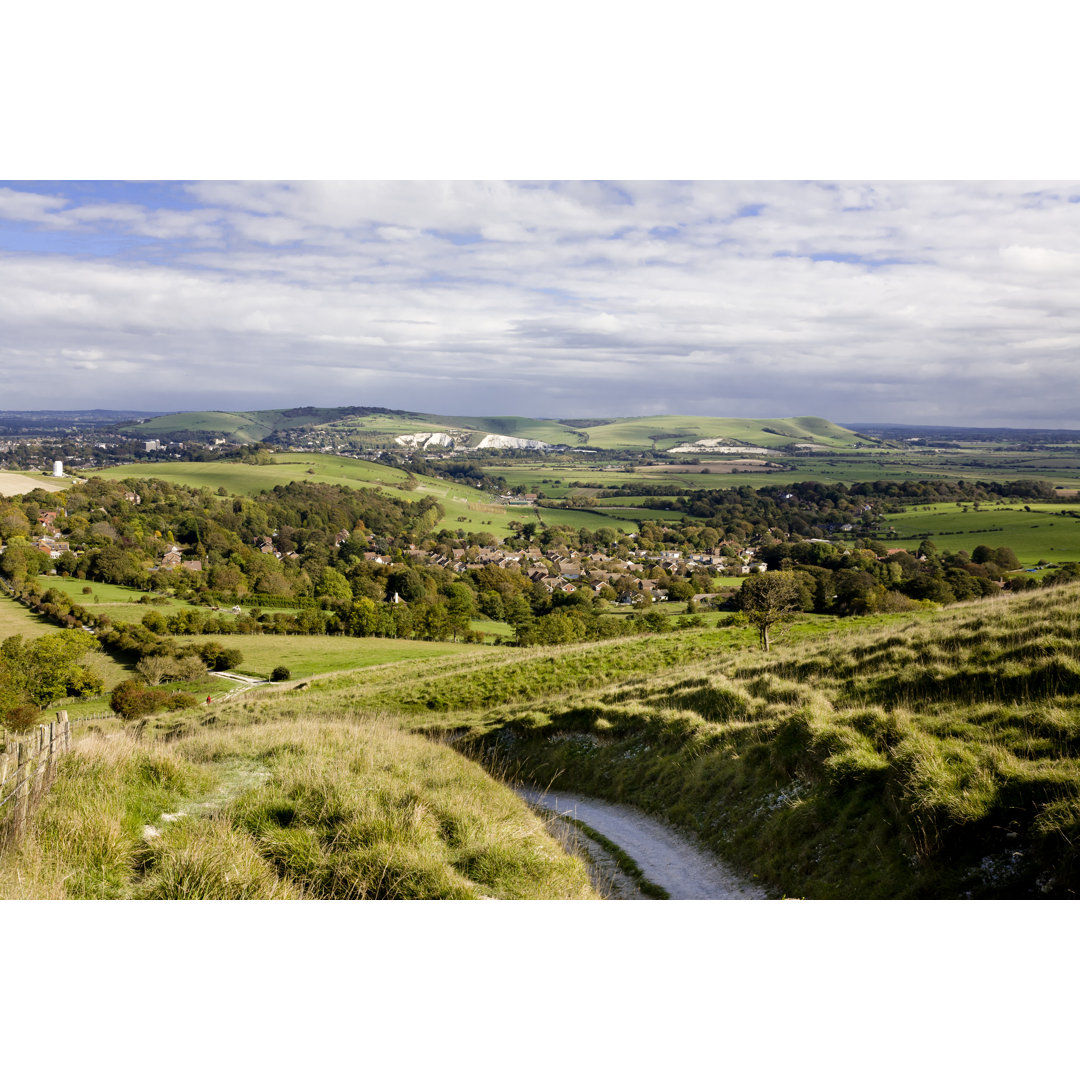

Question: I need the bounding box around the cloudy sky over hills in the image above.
[2,179,1079,427]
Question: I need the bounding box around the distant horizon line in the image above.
[3,405,1080,434]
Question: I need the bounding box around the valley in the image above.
[4,409,1080,899]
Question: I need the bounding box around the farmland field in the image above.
[182,634,484,680]
[0,471,67,496]
[485,448,1080,496]
[533,504,642,532]
[877,503,1080,565]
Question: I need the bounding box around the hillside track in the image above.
[522,788,767,900]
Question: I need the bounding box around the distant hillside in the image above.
[574,415,862,451]
[122,407,368,443]
[121,407,868,451]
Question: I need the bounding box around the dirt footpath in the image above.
[523,788,768,900]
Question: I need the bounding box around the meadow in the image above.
[181,633,484,680]
[878,503,1080,564]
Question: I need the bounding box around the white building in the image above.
[52,461,63,477]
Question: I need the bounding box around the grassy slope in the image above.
[13,581,1080,899]
[445,585,1080,898]
[119,409,861,452]
[0,716,594,899]
[0,592,60,640]
[122,408,363,442]
[579,416,861,451]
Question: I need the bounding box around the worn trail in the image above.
[522,788,767,900]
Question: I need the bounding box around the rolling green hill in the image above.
[120,407,866,452]
[93,454,529,538]
[574,415,863,451]
[123,407,368,442]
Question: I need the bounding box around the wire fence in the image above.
[0,713,73,854]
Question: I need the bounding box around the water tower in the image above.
[52,461,64,477]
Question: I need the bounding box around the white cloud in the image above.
[2,181,1080,425]
[0,186,68,221]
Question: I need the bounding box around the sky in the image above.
[2,179,1079,427]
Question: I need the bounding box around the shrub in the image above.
[270,666,291,682]
[110,679,168,720]
[163,692,199,711]
[4,703,41,731]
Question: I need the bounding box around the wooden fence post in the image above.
[15,742,29,833]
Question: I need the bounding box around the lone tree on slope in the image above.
[738,571,802,651]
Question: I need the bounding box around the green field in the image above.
[0,591,63,640]
[183,634,484,680]
[878,503,1080,565]
[532,504,642,533]
[95,454,412,496]
[469,618,514,640]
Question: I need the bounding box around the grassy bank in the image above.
[442,584,1080,898]
[0,711,595,900]
[10,582,1080,899]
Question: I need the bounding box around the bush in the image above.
[163,692,199,712]
[110,679,168,720]
[4,703,41,732]
[197,641,244,671]
[270,666,291,682]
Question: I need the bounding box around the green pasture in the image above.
[0,592,62,641]
[34,575,249,623]
[533,504,641,533]
[878,503,1080,564]
[469,618,514,640]
[95,454,412,497]
[589,506,688,522]
[183,633,483,680]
